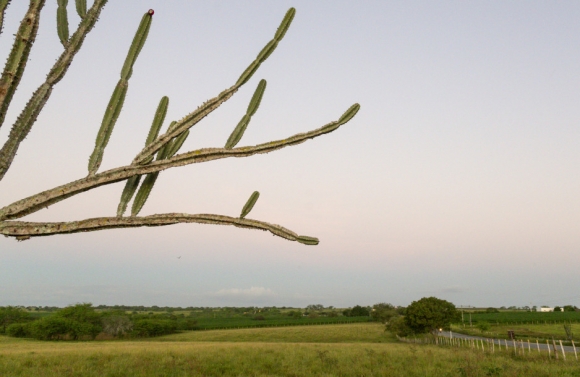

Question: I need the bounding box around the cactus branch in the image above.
[132,7,296,165]
[57,0,69,47]
[0,0,45,131]
[75,0,86,18]
[0,0,11,37]
[0,103,360,222]
[240,191,260,219]
[0,0,108,182]
[0,213,318,245]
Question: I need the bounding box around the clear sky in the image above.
[1,1,579,309]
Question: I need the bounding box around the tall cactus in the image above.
[0,6,360,247]
[88,9,153,176]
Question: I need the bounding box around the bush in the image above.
[485,307,499,313]
[386,316,413,337]
[6,323,28,338]
[132,319,177,337]
[476,321,490,333]
[102,315,133,337]
[0,306,30,334]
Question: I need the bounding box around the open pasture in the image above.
[2,323,579,376]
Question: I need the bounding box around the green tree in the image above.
[385,315,413,337]
[344,305,370,317]
[554,306,562,312]
[563,305,575,312]
[404,297,460,335]
[0,306,29,334]
[371,303,397,323]
[0,3,359,244]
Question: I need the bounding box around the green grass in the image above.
[461,311,580,324]
[2,323,580,376]
[191,315,370,330]
[453,322,580,342]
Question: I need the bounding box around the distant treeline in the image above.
[0,303,376,341]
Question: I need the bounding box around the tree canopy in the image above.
[404,297,460,334]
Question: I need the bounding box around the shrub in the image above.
[102,315,133,337]
[6,323,28,338]
[132,319,177,337]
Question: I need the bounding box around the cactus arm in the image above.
[240,191,259,218]
[225,79,266,149]
[87,10,153,176]
[130,172,159,216]
[0,214,318,245]
[0,103,360,222]
[57,0,69,47]
[0,0,108,182]
[116,175,141,217]
[116,96,169,216]
[0,0,12,37]
[132,8,296,165]
[88,78,128,175]
[0,0,44,132]
[75,0,86,18]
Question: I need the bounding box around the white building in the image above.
[539,307,563,312]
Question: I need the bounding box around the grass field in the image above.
[2,323,580,376]
[452,322,580,342]
[462,311,580,324]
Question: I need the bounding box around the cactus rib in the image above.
[57,0,69,47]
[75,0,86,18]
[240,191,260,219]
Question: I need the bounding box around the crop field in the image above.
[190,315,370,330]
[460,311,580,325]
[2,323,579,376]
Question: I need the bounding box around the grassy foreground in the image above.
[1,323,579,376]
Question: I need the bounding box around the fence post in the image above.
[559,340,566,361]
[572,340,578,361]
[547,339,551,359]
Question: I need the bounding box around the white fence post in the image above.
[559,340,566,361]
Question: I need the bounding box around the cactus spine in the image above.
[57,0,69,47]
[236,7,295,86]
[225,80,266,149]
[75,0,86,18]
[240,191,260,219]
[117,96,168,216]
[88,10,153,176]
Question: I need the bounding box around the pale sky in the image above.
[1,1,579,309]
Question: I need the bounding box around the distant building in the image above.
[539,307,563,312]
